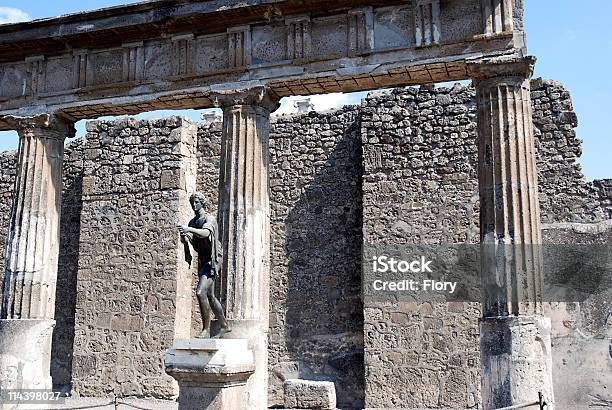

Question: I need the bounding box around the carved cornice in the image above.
[210,86,280,113]
[467,55,536,84]
[0,114,76,139]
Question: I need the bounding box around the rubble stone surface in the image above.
[46,117,196,397]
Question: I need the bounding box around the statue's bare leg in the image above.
[207,279,232,338]
[196,275,211,338]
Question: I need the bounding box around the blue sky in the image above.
[0,1,610,180]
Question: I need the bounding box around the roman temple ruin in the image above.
[0,0,610,409]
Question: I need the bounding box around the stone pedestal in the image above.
[165,339,254,410]
[0,319,55,390]
[480,316,553,409]
[211,85,280,410]
[469,56,555,409]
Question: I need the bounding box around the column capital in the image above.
[467,55,536,84]
[0,113,75,139]
[210,85,280,113]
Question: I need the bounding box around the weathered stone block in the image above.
[283,379,337,409]
[160,169,184,190]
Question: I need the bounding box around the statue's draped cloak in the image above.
[185,213,222,276]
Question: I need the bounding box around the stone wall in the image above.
[532,79,612,223]
[532,82,611,409]
[361,84,482,408]
[52,137,86,392]
[541,224,612,408]
[62,118,197,398]
[267,109,364,409]
[0,151,16,272]
[360,79,612,408]
[193,111,365,408]
[0,79,610,408]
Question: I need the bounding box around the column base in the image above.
[165,338,255,410]
[480,316,555,410]
[211,318,266,339]
[0,319,55,391]
[212,319,268,410]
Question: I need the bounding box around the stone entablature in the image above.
[0,0,526,123]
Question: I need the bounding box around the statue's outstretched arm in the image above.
[187,227,212,239]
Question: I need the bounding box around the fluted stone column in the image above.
[0,114,74,391]
[211,86,280,410]
[469,57,554,409]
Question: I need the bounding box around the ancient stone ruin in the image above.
[0,1,610,409]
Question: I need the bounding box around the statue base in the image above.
[164,338,255,410]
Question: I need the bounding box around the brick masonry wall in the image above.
[0,79,609,408]
[532,78,612,222]
[532,81,611,408]
[52,137,86,392]
[541,225,612,408]
[267,109,364,409]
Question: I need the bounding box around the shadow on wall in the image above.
[270,110,365,409]
[51,141,84,393]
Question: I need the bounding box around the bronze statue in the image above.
[178,192,231,338]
